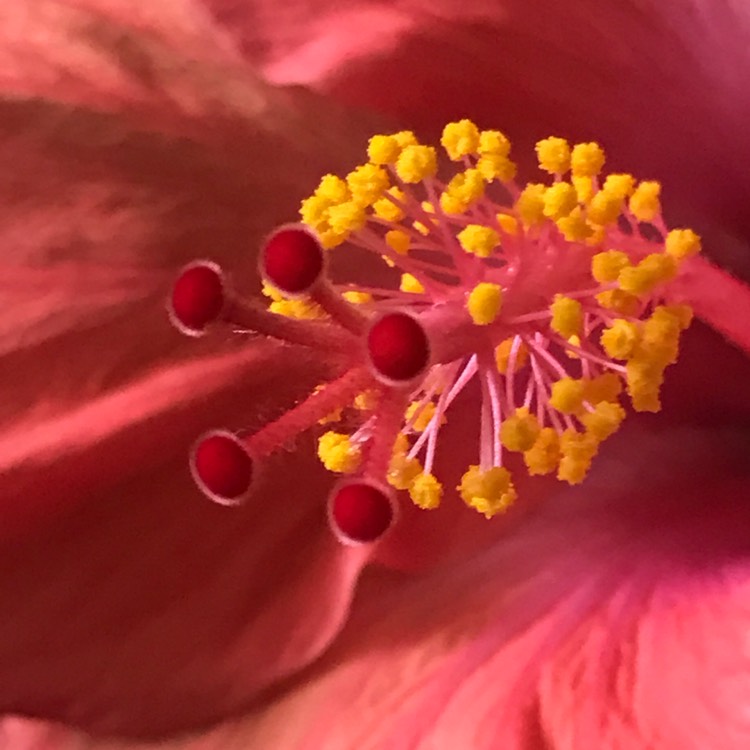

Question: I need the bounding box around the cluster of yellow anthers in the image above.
[260,120,699,519]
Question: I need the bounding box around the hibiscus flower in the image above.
[1,1,749,749]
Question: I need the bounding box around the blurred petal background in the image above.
[0,1,749,748]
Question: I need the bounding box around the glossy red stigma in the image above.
[190,431,254,505]
[367,312,430,384]
[169,261,225,336]
[328,481,396,544]
[260,225,325,296]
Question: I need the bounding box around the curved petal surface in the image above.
[0,0,386,736]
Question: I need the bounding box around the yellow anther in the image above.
[394,130,419,148]
[584,372,623,404]
[586,224,606,247]
[550,295,583,338]
[543,182,578,220]
[637,306,682,366]
[409,472,443,510]
[457,224,500,258]
[299,194,330,229]
[500,407,541,452]
[269,298,327,319]
[441,119,481,160]
[346,163,389,206]
[629,180,661,222]
[354,390,379,411]
[600,319,640,360]
[315,174,350,203]
[262,282,284,302]
[557,429,599,484]
[395,144,438,183]
[556,208,593,242]
[580,401,626,441]
[535,136,571,175]
[317,408,342,425]
[618,253,677,296]
[478,129,511,157]
[413,201,438,235]
[571,142,605,177]
[392,432,410,456]
[661,303,693,330]
[549,377,586,414]
[405,401,438,432]
[342,291,373,305]
[400,273,425,294]
[626,357,664,412]
[385,229,411,255]
[595,289,640,316]
[387,452,422,491]
[665,228,701,260]
[495,338,529,374]
[467,282,503,325]
[523,427,561,476]
[515,183,547,226]
[572,175,594,203]
[317,431,362,474]
[642,252,679,286]
[440,169,485,214]
[367,134,402,165]
[592,249,630,283]
[317,229,348,250]
[372,187,406,222]
[314,385,343,424]
[496,213,519,235]
[326,200,367,234]
[458,465,517,519]
[565,334,581,359]
[387,433,421,490]
[587,189,623,226]
[602,173,635,198]
[477,154,517,182]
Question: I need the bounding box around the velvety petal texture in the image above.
[2,1,750,749]
[0,0,386,736]
[235,467,750,750]
[5,420,749,750]
[215,0,750,280]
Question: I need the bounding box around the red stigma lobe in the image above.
[261,226,325,295]
[169,262,225,336]
[329,481,396,544]
[367,312,430,384]
[191,432,254,505]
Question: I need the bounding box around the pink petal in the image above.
[0,0,390,735]
[192,421,748,750]
[4,421,750,750]
[224,0,750,280]
[4,2,750,747]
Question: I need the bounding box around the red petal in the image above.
[222,425,750,750]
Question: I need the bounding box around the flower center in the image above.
[168,119,701,543]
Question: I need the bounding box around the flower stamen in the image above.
[170,121,702,538]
